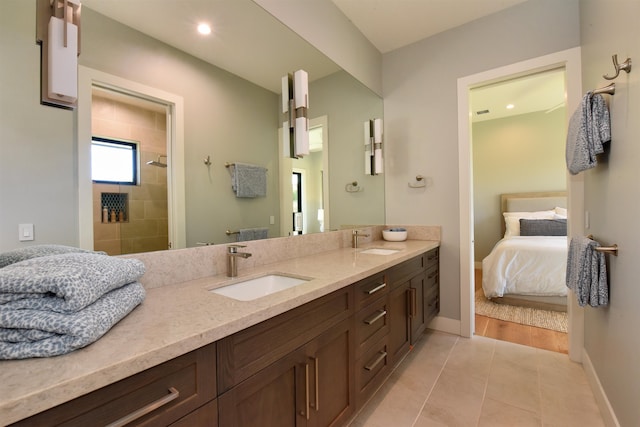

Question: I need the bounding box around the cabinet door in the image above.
[388,280,410,363]
[305,318,354,427]
[409,271,427,344]
[218,350,305,427]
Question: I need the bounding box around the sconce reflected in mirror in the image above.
[364,118,383,175]
[282,70,309,158]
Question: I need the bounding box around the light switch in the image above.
[269,215,275,225]
[19,224,34,241]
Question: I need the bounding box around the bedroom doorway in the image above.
[470,70,568,353]
[457,47,585,361]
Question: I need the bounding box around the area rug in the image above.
[475,291,568,333]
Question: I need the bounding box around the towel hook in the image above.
[203,155,212,166]
[603,54,632,80]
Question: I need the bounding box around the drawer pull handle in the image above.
[364,351,387,371]
[366,283,386,295]
[106,387,180,427]
[364,310,387,325]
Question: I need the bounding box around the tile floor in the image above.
[348,330,604,427]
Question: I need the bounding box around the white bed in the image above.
[481,192,568,312]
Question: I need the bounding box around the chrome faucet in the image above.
[352,229,370,248]
[227,244,252,277]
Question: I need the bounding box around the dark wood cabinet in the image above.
[386,248,440,365]
[218,317,353,427]
[10,343,217,427]
[11,247,438,427]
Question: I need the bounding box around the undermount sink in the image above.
[210,274,311,301]
[360,248,400,255]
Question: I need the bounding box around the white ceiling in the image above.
[332,0,527,54]
[81,0,564,119]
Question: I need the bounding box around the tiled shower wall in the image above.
[92,95,169,255]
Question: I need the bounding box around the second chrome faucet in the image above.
[227,244,252,277]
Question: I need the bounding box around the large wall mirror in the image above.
[78,0,385,255]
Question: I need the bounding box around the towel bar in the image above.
[587,235,618,256]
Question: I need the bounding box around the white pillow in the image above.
[503,210,556,237]
[554,206,568,218]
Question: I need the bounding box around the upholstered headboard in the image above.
[500,191,567,235]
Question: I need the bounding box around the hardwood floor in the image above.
[474,269,568,354]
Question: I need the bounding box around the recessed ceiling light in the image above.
[506,104,515,109]
[197,23,211,35]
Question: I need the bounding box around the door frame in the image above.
[77,66,186,250]
[457,47,584,361]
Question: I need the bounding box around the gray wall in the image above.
[0,2,281,251]
[382,0,580,321]
[473,109,567,262]
[310,71,385,228]
[580,1,640,425]
[1,1,79,249]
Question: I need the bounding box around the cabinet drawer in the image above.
[425,284,440,321]
[11,344,216,427]
[425,262,439,290]
[355,295,389,357]
[217,287,353,392]
[425,247,439,269]
[387,254,425,287]
[169,399,218,427]
[355,336,390,408]
[354,272,387,310]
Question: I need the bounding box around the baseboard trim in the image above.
[428,316,461,335]
[582,349,620,427]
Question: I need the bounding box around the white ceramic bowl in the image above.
[382,228,407,241]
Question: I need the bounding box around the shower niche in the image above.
[101,192,128,223]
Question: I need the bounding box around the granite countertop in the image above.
[0,239,438,425]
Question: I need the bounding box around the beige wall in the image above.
[580,1,640,425]
[382,0,580,321]
[92,96,169,255]
[473,109,567,262]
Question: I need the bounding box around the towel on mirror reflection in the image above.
[566,236,608,307]
[237,228,268,242]
[0,245,105,269]
[566,92,611,175]
[0,253,145,313]
[231,163,267,198]
[0,282,145,359]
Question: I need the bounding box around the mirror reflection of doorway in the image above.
[91,87,170,255]
[279,116,329,237]
[292,171,303,235]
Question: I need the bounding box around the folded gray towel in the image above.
[0,282,145,359]
[566,93,611,175]
[566,236,608,307]
[231,163,267,198]
[0,253,145,313]
[0,245,104,269]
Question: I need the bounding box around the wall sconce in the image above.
[282,70,309,158]
[36,0,82,109]
[364,118,383,175]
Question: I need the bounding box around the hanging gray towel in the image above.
[566,236,608,307]
[237,228,268,242]
[231,163,267,198]
[566,92,611,175]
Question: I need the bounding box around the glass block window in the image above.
[91,136,139,185]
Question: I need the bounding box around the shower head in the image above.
[146,155,167,168]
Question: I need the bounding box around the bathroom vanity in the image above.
[3,237,439,426]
